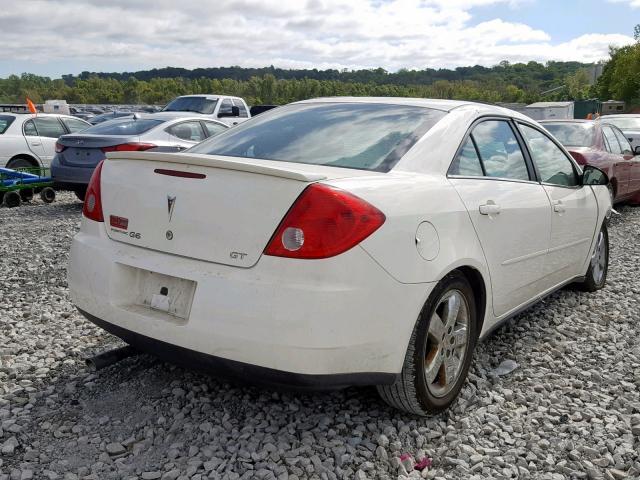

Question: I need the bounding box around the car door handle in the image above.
[30,141,41,146]
[479,203,501,215]
[552,200,565,213]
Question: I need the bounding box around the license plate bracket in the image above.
[136,270,196,319]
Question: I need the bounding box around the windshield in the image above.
[603,117,640,130]
[81,118,163,135]
[0,115,15,134]
[188,102,446,172]
[162,97,217,114]
[543,123,595,147]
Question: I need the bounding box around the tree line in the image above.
[0,29,638,108]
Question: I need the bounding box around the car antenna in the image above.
[133,113,141,121]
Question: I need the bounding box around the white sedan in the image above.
[0,113,90,168]
[68,98,611,415]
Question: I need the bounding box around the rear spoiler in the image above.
[105,151,327,182]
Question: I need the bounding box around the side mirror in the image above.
[218,106,240,118]
[582,165,609,186]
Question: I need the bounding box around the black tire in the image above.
[607,184,615,206]
[40,187,56,204]
[576,224,609,292]
[3,190,21,208]
[377,270,478,415]
[6,157,36,169]
[74,188,86,201]
[19,188,34,202]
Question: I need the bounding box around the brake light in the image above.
[264,183,385,259]
[55,142,66,153]
[82,160,104,222]
[101,143,156,153]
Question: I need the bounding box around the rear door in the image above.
[612,126,640,196]
[602,124,630,197]
[32,117,67,164]
[518,123,598,284]
[448,119,552,318]
[23,118,46,160]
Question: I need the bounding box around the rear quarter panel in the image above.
[327,173,490,286]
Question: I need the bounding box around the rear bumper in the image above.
[79,308,396,390]
[50,155,95,187]
[68,219,432,383]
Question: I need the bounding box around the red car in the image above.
[541,119,640,204]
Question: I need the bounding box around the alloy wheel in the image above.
[423,289,470,398]
[591,230,607,285]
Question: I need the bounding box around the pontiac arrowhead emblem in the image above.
[167,195,176,222]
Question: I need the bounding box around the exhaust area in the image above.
[85,345,138,371]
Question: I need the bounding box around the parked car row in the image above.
[67,97,613,416]
[0,113,91,169]
[541,119,640,204]
[52,113,228,199]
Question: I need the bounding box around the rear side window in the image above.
[519,124,579,187]
[0,115,15,134]
[167,121,206,142]
[62,117,90,133]
[202,121,227,137]
[189,102,446,172]
[470,120,529,181]
[602,126,622,154]
[83,119,163,135]
[33,117,66,138]
[612,127,633,154]
[23,119,38,136]
[449,137,484,176]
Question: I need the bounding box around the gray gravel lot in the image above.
[1,193,639,480]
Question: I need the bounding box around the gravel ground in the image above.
[1,192,639,480]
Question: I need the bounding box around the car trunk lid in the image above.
[58,134,136,167]
[100,151,378,267]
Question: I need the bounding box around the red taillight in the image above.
[82,160,104,222]
[264,183,386,259]
[55,142,66,153]
[101,143,156,153]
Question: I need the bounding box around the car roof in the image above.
[292,96,535,121]
[539,119,592,124]
[87,113,227,126]
[601,114,640,118]
[173,94,242,101]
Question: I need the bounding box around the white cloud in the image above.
[0,0,635,76]
[608,0,640,7]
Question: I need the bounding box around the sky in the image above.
[0,0,637,78]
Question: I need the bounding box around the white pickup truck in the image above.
[161,95,251,126]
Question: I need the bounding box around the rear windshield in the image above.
[82,118,163,135]
[0,115,15,134]
[603,117,640,130]
[162,97,217,115]
[543,122,595,147]
[188,102,446,172]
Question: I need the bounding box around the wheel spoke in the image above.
[443,294,461,329]
[429,313,446,340]
[425,350,443,384]
[452,326,467,348]
[442,355,458,386]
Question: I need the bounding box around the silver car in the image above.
[51,113,228,199]
[601,114,640,153]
